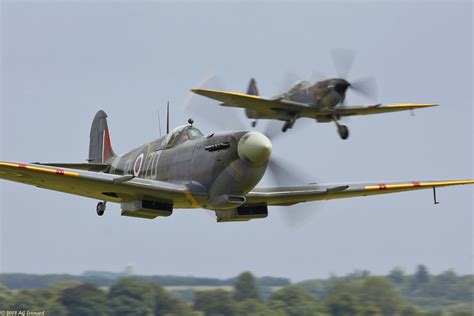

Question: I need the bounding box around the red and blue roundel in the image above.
[133,153,144,176]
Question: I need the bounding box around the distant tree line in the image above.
[0,273,290,289]
[297,265,473,314]
[0,266,472,315]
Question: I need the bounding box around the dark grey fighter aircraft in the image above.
[0,110,471,222]
[191,49,437,139]
[192,79,437,140]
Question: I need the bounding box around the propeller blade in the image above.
[266,156,322,229]
[183,73,247,132]
[331,48,356,79]
[275,203,324,229]
[267,156,304,186]
[203,209,216,220]
[306,69,327,83]
[280,69,327,94]
[262,120,285,141]
[260,117,315,143]
[350,76,378,100]
[280,71,301,93]
[182,73,222,111]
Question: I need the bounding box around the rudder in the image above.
[245,78,260,121]
[88,110,115,164]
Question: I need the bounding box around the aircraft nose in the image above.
[334,79,351,94]
[238,132,272,166]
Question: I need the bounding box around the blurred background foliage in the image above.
[1,265,472,315]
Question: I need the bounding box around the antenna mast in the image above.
[157,108,162,137]
[166,101,170,134]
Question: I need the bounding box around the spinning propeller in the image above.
[281,48,378,105]
[330,48,378,104]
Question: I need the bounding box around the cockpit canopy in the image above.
[288,80,311,93]
[165,125,204,148]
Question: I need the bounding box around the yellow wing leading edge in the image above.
[191,88,438,118]
[245,179,474,206]
[1,161,472,212]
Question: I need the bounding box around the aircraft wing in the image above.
[333,103,438,117]
[0,161,197,206]
[192,89,437,118]
[245,179,474,206]
[33,162,110,172]
[191,89,311,116]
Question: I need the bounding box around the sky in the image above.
[0,1,472,282]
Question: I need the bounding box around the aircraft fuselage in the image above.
[106,128,271,210]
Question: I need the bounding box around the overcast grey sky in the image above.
[1,1,472,281]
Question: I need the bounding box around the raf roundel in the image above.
[133,153,144,177]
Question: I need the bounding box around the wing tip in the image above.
[191,88,220,95]
[404,103,439,108]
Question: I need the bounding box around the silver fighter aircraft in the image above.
[0,110,472,222]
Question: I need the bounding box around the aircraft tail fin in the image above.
[244,78,260,122]
[89,110,116,164]
[247,78,259,96]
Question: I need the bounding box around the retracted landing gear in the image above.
[96,201,106,216]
